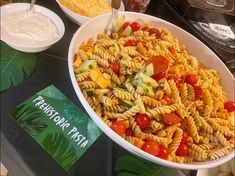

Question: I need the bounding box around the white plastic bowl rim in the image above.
[0,3,65,50]
[68,12,235,170]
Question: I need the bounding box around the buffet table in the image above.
[1,0,234,175]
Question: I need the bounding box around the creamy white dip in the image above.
[1,10,59,46]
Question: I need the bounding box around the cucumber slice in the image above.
[145,63,154,76]
[122,26,132,36]
[78,60,97,72]
[119,99,134,108]
[139,72,159,88]
[135,99,146,114]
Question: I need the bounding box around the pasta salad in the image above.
[73,16,235,163]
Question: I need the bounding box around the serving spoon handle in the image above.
[29,0,37,11]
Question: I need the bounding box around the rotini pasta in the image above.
[73,18,234,163]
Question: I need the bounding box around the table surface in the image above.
[1,0,234,176]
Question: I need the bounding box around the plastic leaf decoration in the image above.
[0,42,36,91]
[115,155,179,176]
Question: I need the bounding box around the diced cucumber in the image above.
[122,26,132,36]
[145,63,154,76]
[139,72,159,88]
[119,99,134,108]
[78,60,97,72]
[135,99,146,114]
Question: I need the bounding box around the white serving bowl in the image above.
[0,3,65,53]
[68,12,235,170]
[56,0,125,25]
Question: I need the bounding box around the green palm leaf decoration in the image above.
[42,133,77,171]
[11,103,47,136]
[115,155,179,176]
[0,41,36,91]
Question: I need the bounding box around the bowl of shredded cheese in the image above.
[56,0,125,25]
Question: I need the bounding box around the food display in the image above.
[59,0,112,18]
[72,16,235,163]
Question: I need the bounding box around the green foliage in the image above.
[42,133,77,171]
[0,42,36,91]
[115,155,179,176]
[11,103,47,136]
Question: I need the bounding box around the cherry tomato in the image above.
[125,128,135,136]
[168,47,175,55]
[185,74,198,85]
[146,56,169,75]
[163,95,172,104]
[148,28,161,38]
[161,113,182,125]
[193,86,203,100]
[130,21,140,32]
[224,101,235,112]
[111,121,126,135]
[199,63,207,70]
[157,145,169,159]
[122,21,131,30]
[181,131,189,144]
[125,40,137,46]
[142,140,160,156]
[110,62,120,75]
[135,114,150,129]
[176,143,189,156]
[152,71,166,81]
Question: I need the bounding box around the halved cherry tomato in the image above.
[168,47,175,55]
[185,74,198,85]
[152,71,166,81]
[193,86,203,100]
[130,21,140,31]
[125,40,137,46]
[142,140,160,156]
[199,63,207,70]
[135,114,150,129]
[125,128,135,136]
[111,121,126,135]
[146,56,169,75]
[148,28,161,38]
[224,101,235,112]
[163,95,172,104]
[181,131,189,144]
[110,62,120,75]
[176,143,189,156]
[157,145,169,159]
[122,21,131,30]
[161,113,182,125]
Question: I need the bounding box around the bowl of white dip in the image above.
[0,3,65,53]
